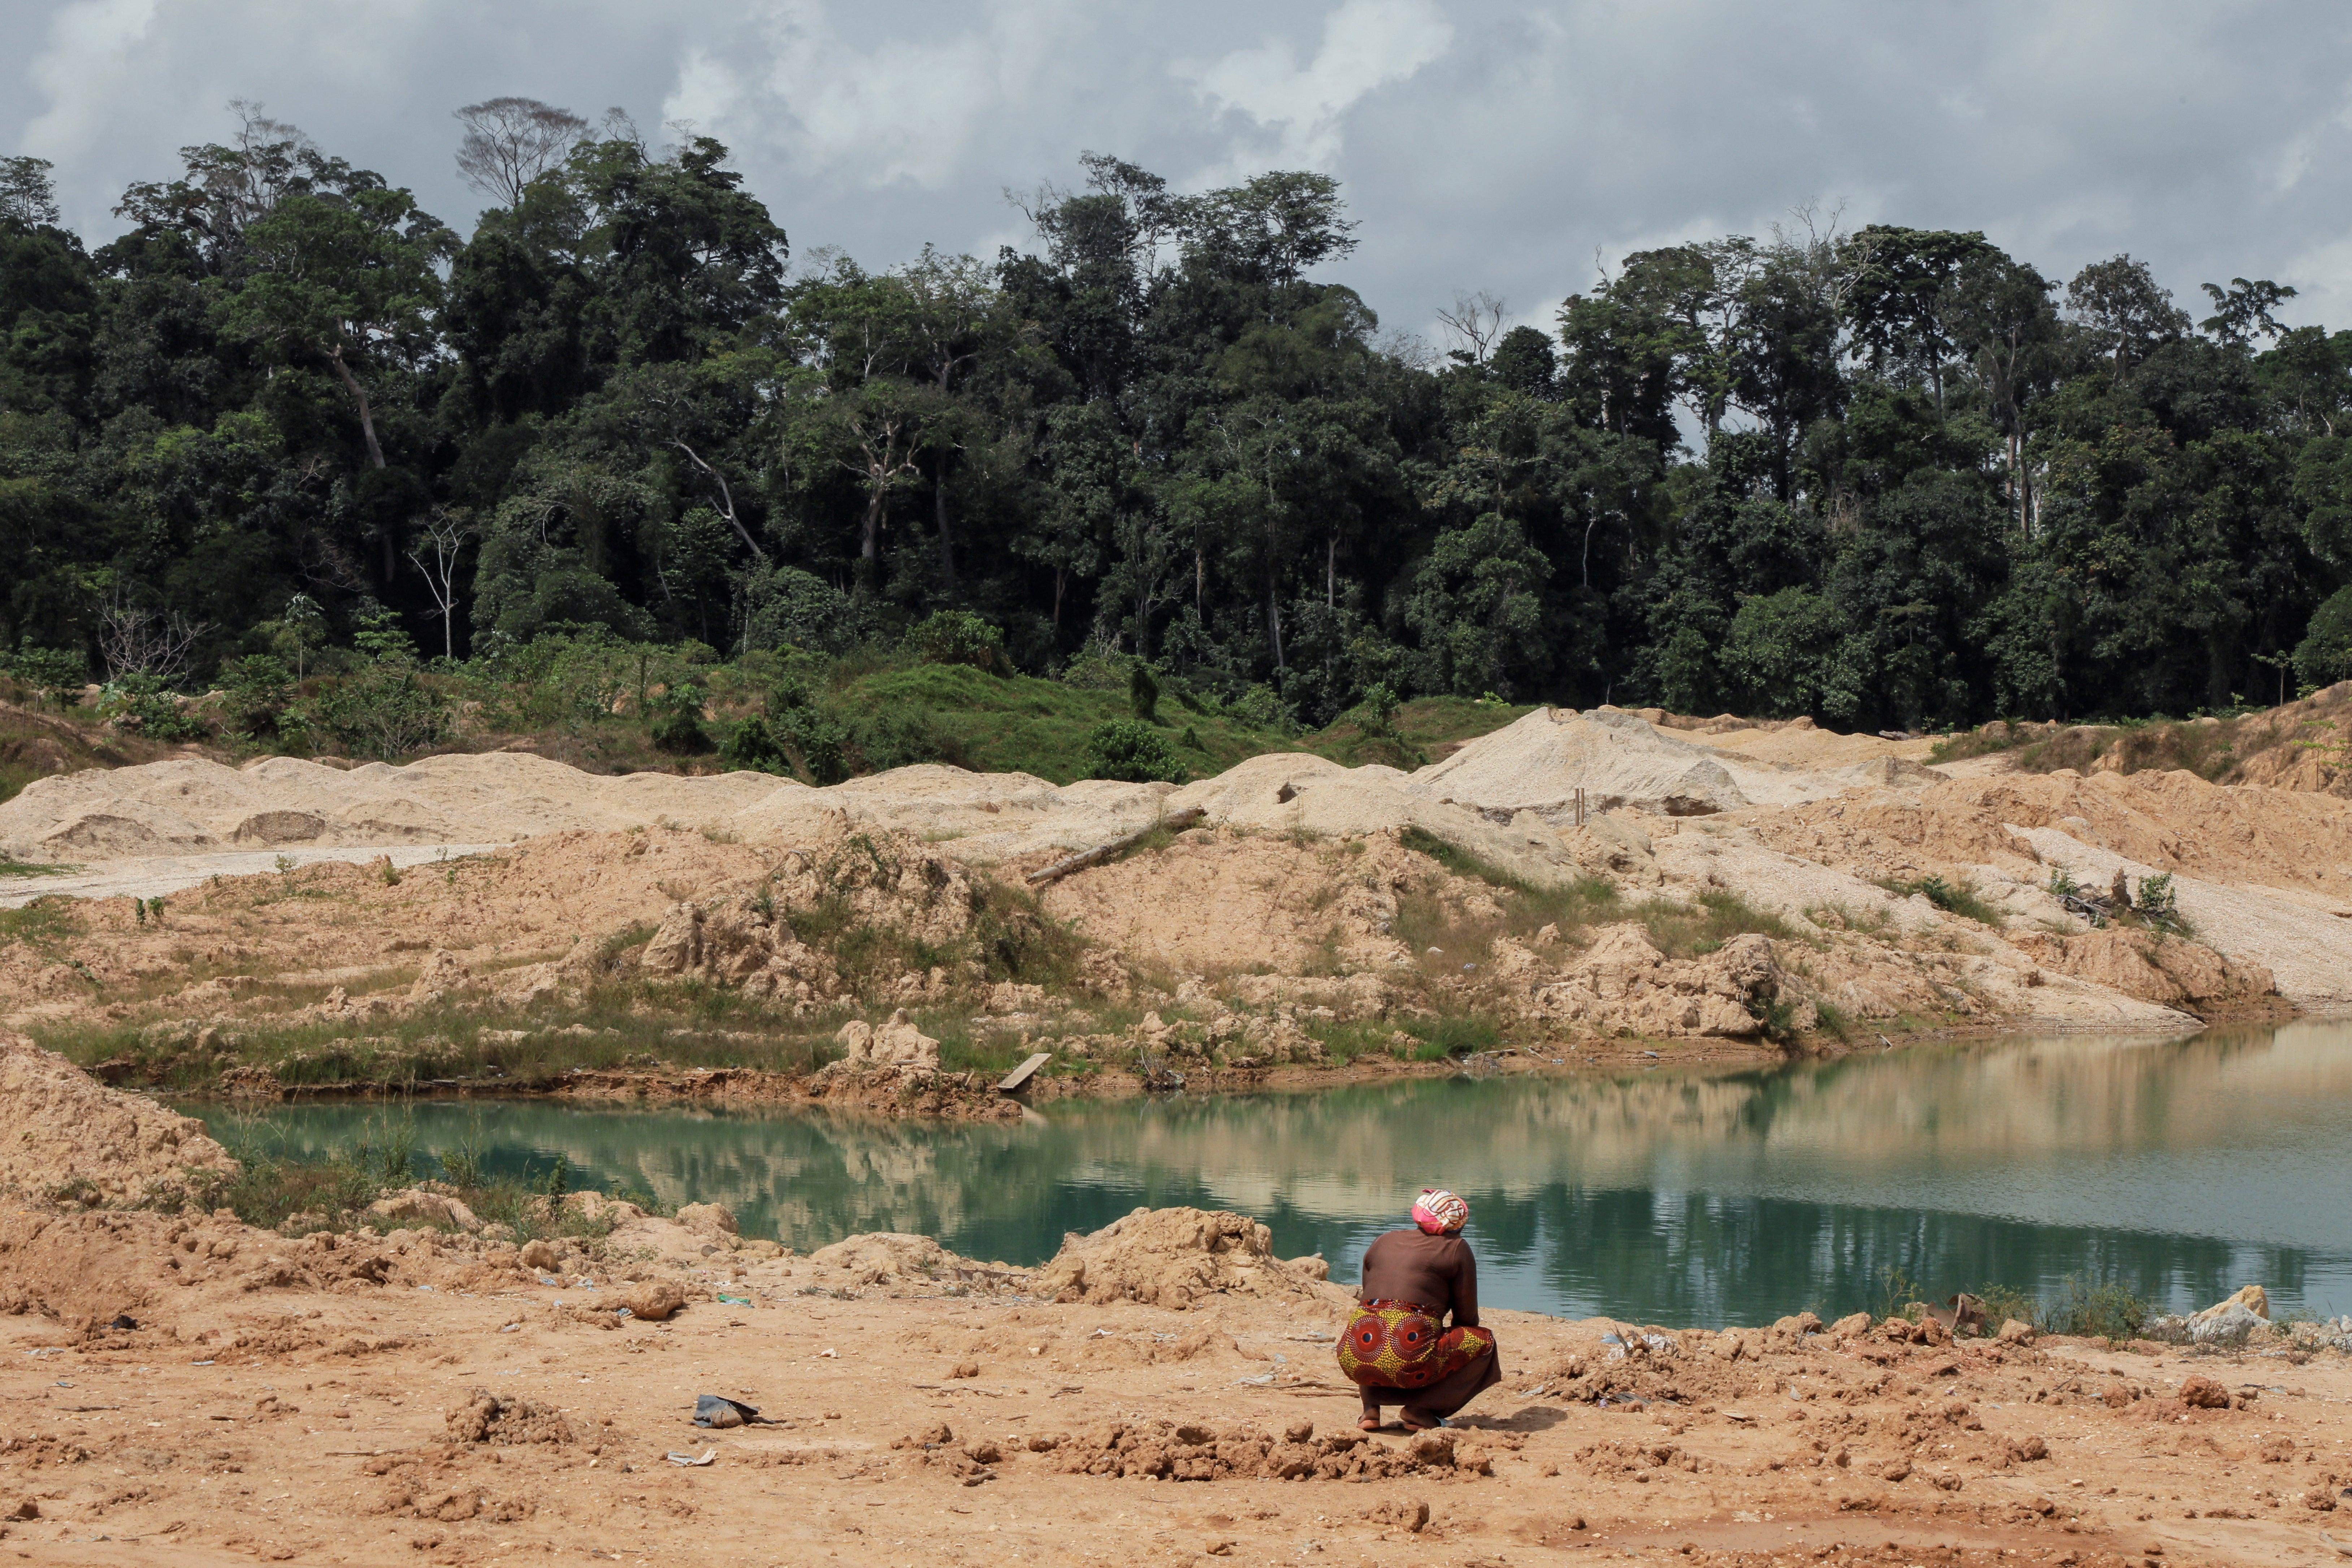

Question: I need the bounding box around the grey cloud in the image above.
[8,0,2352,338]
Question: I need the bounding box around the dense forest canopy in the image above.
[8,100,2352,735]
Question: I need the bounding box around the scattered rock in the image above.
[624,1282,689,1322]
[830,1011,942,1075]
[1520,925,1809,1039]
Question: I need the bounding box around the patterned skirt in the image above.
[1335,1299,1496,1390]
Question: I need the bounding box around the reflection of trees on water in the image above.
[184,1021,2352,1325]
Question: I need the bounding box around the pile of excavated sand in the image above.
[1694,717,1939,771]
[0,1031,237,1205]
[1032,1207,1339,1310]
[1403,707,1941,822]
[1410,708,1751,817]
[0,751,785,861]
[0,749,1599,902]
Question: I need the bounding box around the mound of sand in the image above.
[1411,708,1752,818]
[1404,707,1944,824]
[0,1031,236,1205]
[0,752,787,862]
[1034,1207,1335,1310]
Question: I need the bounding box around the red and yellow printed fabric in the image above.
[1335,1300,1495,1390]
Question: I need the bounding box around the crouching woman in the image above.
[1335,1188,1500,1431]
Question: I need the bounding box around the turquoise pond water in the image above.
[181,1018,2352,1327]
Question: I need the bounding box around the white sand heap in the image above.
[0,710,1951,915]
[1402,707,1941,822]
[0,750,1588,893]
[0,751,783,861]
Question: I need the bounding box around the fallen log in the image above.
[1025,807,1205,885]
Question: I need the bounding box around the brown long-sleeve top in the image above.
[1356,1229,1480,1328]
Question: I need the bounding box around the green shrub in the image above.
[0,646,86,704]
[2293,584,2352,689]
[776,706,850,785]
[905,610,1006,673]
[1058,647,1134,691]
[720,715,791,774]
[2132,871,2178,919]
[649,682,714,755]
[220,654,294,739]
[846,706,949,772]
[1399,1015,1501,1058]
[96,672,209,741]
[2037,1274,2151,1343]
[304,666,449,758]
[1129,664,1160,722]
[1084,718,1188,783]
[1227,683,1296,735]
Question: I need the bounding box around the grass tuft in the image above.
[1635,889,1810,959]
[1879,872,2006,926]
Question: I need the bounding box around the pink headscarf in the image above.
[1411,1187,1469,1235]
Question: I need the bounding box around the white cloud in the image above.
[666,0,1086,190]
[1176,0,1452,174]
[19,0,161,169]
[4,0,2352,345]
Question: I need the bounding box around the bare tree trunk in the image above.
[1195,547,1205,618]
[1052,567,1066,635]
[861,490,885,561]
[935,468,956,590]
[1326,535,1335,608]
[326,346,385,470]
[1265,574,1285,671]
[670,439,768,562]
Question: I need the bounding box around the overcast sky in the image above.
[9,0,2352,342]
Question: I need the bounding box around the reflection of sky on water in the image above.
[186,1019,2352,1327]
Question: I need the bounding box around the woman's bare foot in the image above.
[1358,1413,1383,1432]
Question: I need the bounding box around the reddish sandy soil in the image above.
[0,1205,2344,1568]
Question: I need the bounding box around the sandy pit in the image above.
[0,1178,2344,1568]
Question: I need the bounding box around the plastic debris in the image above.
[665,1448,717,1467]
[693,1394,767,1429]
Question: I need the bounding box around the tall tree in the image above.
[453,97,588,208]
